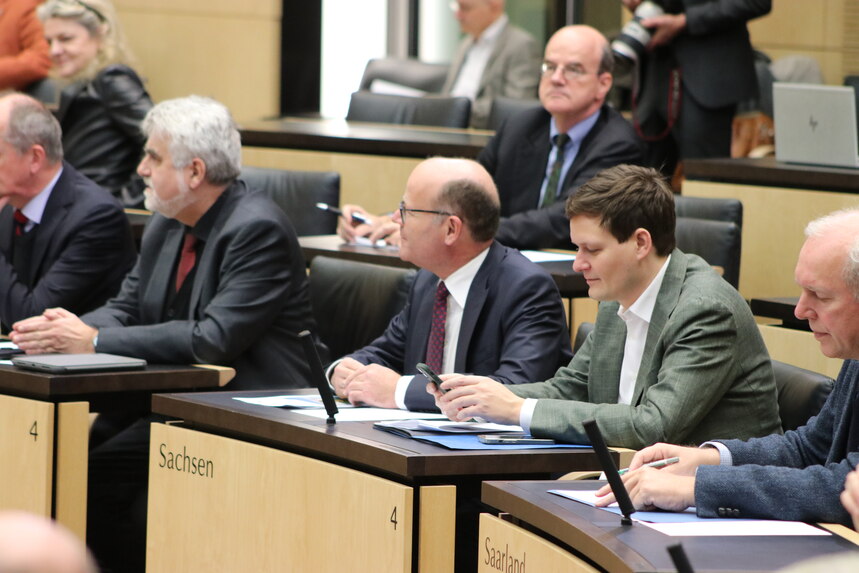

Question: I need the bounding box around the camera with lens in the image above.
[611,1,665,66]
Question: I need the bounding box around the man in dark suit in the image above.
[595,208,859,526]
[11,95,322,573]
[442,0,540,129]
[332,157,571,412]
[621,0,771,171]
[430,164,778,449]
[0,92,135,331]
[339,25,643,250]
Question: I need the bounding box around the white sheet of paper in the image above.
[233,395,339,408]
[295,408,448,422]
[641,520,830,537]
[415,420,524,433]
[369,79,427,97]
[520,250,576,263]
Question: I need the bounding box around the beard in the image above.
[143,172,195,219]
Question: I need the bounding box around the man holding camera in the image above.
[620,0,771,173]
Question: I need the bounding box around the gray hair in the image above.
[37,0,135,83]
[141,96,241,185]
[2,96,63,163]
[805,209,859,300]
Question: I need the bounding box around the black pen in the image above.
[316,202,369,224]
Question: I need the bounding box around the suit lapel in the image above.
[410,274,437,365]
[520,116,552,208]
[149,224,184,319]
[30,170,73,282]
[631,251,687,405]
[453,243,500,370]
[589,304,625,404]
[0,205,13,256]
[563,105,607,190]
[443,38,473,93]
[477,24,510,94]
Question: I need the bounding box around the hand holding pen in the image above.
[618,456,679,475]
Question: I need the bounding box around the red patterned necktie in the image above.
[425,281,449,373]
[13,209,28,237]
[175,233,197,291]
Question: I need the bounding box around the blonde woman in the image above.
[38,0,152,206]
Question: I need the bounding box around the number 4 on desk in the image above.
[29,421,38,441]
[390,506,398,530]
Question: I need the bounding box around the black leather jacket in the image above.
[55,64,153,207]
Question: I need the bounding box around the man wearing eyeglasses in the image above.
[442,0,540,129]
[330,157,572,412]
[340,25,643,250]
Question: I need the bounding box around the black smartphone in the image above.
[416,362,446,393]
[0,347,24,360]
[477,434,556,445]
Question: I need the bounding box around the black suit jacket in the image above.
[666,0,771,108]
[480,104,644,249]
[84,181,322,390]
[348,241,573,410]
[0,162,136,330]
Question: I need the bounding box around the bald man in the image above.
[331,157,571,412]
[0,511,97,573]
[341,26,643,250]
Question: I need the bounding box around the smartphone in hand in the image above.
[477,433,556,445]
[416,362,446,393]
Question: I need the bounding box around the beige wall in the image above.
[114,0,281,122]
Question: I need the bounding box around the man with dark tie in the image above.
[331,157,572,412]
[340,25,644,250]
[11,95,323,573]
[595,208,859,526]
[0,92,135,331]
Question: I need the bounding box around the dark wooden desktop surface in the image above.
[240,117,492,159]
[153,390,609,483]
[482,480,857,572]
[684,157,859,193]
[299,234,588,299]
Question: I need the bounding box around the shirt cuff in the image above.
[394,375,415,410]
[325,358,342,386]
[518,398,538,433]
[700,441,733,466]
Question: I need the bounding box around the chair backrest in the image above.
[675,217,742,288]
[240,166,340,236]
[573,322,594,354]
[308,256,417,359]
[845,75,859,135]
[346,91,471,128]
[359,57,449,93]
[487,96,542,131]
[674,196,743,229]
[771,359,834,432]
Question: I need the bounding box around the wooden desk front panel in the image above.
[0,395,55,517]
[683,180,859,300]
[478,514,597,573]
[147,424,414,573]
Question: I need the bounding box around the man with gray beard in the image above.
[11,95,322,573]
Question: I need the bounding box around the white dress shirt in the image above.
[393,247,490,408]
[519,256,671,431]
[449,14,508,101]
[18,166,63,232]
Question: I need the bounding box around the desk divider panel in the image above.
[55,402,89,540]
[759,324,843,379]
[147,424,414,573]
[417,485,455,573]
[478,513,597,573]
[0,395,55,516]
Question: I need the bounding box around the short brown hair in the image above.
[565,164,675,255]
[437,178,500,242]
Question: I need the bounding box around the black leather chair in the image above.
[675,217,742,289]
[359,57,449,93]
[240,166,340,236]
[308,256,417,359]
[573,321,594,354]
[487,96,542,131]
[844,75,859,134]
[346,91,471,128]
[674,196,743,229]
[772,360,834,432]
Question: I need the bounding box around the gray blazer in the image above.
[696,360,859,525]
[511,251,781,449]
[442,21,540,129]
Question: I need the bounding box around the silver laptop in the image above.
[773,82,859,168]
[12,353,147,374]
